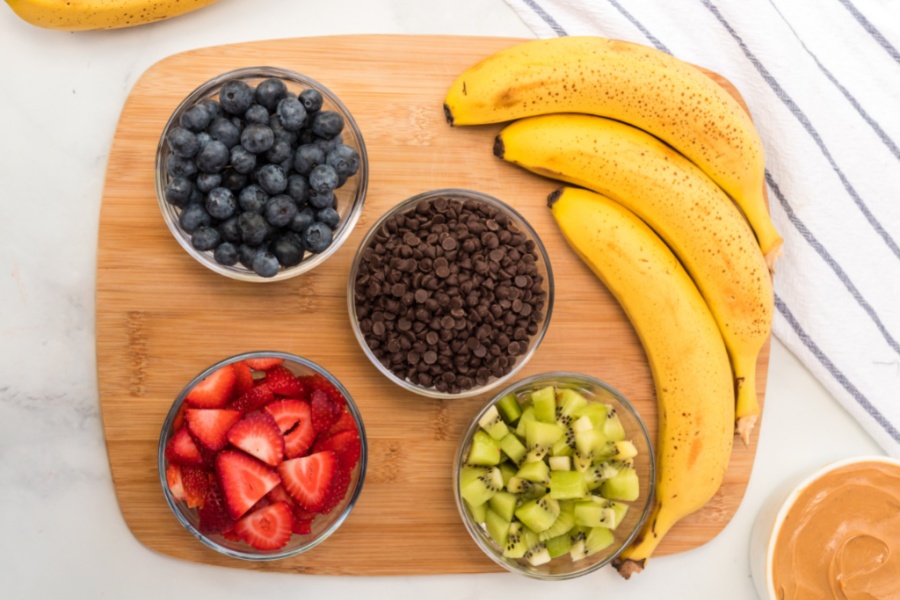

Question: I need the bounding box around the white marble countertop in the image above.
[0,1,882,597]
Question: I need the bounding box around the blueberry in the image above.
[208,117,241,149]
[201,99,223,119]
[167,126,200,158]
[317,206,340,229]
[316,133,344,154]
[180,104,211,132]
[269,114,298,146]
[252,251,281,277]
[272,233,305,267]
[293,144,325,175]
[196,173,221,193]
[309,164,339,193]
[238,184,268,213]
[289,207,315,233]
[196,140,229,173]
[238,212,268,245]
[191,226,221,251]
[303,221,333,254]
[218,216,242,243]
[205,187,236,220]
[257,163,287,195]
[287,174,309,203]
[189,186,204,206]
[255,78,288,112]
[310,110,344,139]
[220,79,254,115]
[326,144,360,178]
[222,170,248,192]
[166,153,198,179]
[230,145,257,174]
[299,88,324,113]
[244,103,270,125]
[196,132,212,149]
[238,243,261,269]
[265,194,298,228]
[297,128,317,146]
[230,116,245,130]
[180,204,212,233]
[165,176,193,207]
[266,139,292,165]
[308,189,335,209]
[214,242,240,266]
[240,124,275,154]
[277,96,307,131]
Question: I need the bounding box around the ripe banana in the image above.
[496,114,773,443]
[549,186,734,578]
[444,36,782,267]
[5,0,218,30]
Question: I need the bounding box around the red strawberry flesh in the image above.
[277,451,336,513]
[226,411,285,467]
[244,357,285,371]
[165,426,205,466]
[227,383,275,414]
[197,477,235,535]
[232,360,255,396]
[264,365,307,397]
[233,501,294,551]
[216,450,282,520]
[185,409,242,451]
[310,389,340,433]
[313,429,362,472]
[181,465,211,509]
[184,364,237,409]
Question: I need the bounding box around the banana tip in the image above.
[443,104,454,126]
[613,558,645,580]
[736,415,758,446]
[492,135,505,158]
[547,188,564,208]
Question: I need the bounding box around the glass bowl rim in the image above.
[157,350,368,561]
[346,188,555,399]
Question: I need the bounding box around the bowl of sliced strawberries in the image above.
[158,351,366,560]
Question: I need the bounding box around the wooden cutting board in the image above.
[96,34,770,576]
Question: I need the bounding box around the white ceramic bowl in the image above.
[749,455,900,599]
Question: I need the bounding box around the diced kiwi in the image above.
[551,431,575,457]
[460,465,490,487]
[531,386,557,423]
[460,466,503,507]
[614,440,638,460]
[485,507,511,548]
[549,455,571,471]
[570,526,614,560]
[574,402,608,430]
[524,420,564,463]
[489,490,518,523]
[516,459,550,484]
[498,433,527,466]
[607,500,629,530]
[515,494,560,533]
[584,461,620,490]
[537,506,575,541]
[573,500,616,528]
[503,522,528,559]
[573,452,593,474]
[522,527,551,566]
[544,533,572,558]
[478,405,510,441]
[555,389,588,428]
[574,428,607,462]
[468,430,502,466]
[549,470,588,500]
[507,476,545,498]
[600,466,640,501]
[498,461,517,487]
[604,408,626,442]
[466,498,487,523]
[515,406,536,438]
[496,392,523,424]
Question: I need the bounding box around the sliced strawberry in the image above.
[182,465,211,509]
[267,484,299,508]
[221,527,243,542]
[291,516,313,535]
[227,383,275,414]
[319,464,353,515]
[245,357,285,371]
[301,373,347,407]
[172,403,187,432]
[277,451,336,513]
[285,420,316,459]
[185,408,242,451]
[198,477,235,535]
[264,365,307,397]
[166,464,186,501]
[313,429,362,471]
[233,501,293,551]
[322,408,356,438]
[226,411,285,467]
[264,399,309,434]
[215,450,282,520]
[165,427,205,466]
[310,389,340,433]
[184,364,237,409]
[232,360,256,396]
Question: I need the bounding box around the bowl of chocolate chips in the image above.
[348,189,554,398]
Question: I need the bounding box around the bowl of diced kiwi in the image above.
[454,372,655,579]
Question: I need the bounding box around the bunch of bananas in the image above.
[444,36,777,577]
[5,0,218,30]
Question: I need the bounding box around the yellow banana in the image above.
[444,36,782,267]
[497,114,772,444]
[550,186,734,577]
[5,0,218,30]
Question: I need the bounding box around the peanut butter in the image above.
[772,461,900,599]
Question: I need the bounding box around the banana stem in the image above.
[733,353,760,445]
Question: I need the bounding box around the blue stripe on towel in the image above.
[521,0,568,36]
[606,0,671,54]
[767,0,900,161]
[837,0,900,66]
[766,171,900,356]
[701,0,900,261]
[776,294,900,443]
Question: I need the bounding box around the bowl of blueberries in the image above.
[156,66,368,281]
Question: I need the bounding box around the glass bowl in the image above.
[347,189,554,399]
[453,372,655,579]
[155,66,368,282]
[157,351,367,561]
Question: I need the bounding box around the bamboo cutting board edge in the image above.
[96,34,770,576]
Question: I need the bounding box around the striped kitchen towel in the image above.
[503,0,900,456]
